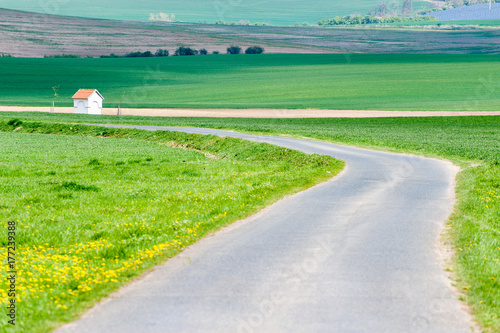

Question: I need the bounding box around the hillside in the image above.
[0,9,323,57]
[1,54,499,111]
[428,3,500,21]
[0,0,432,25]
[1,9,500,58]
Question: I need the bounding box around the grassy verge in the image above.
[1,54,499,110]
[0,119,343,332]
[2,113,497,330]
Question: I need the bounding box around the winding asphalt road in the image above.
[57,125,474,333]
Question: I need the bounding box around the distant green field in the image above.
[1,54,499,111]
[0,0,431,25]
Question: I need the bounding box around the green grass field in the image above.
[0,0,431,25]
[1,54,500,111]
[1,112,497,331]
[0,119,342,332]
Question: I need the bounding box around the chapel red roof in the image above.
[72,89,103,99]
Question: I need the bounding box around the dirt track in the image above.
[1,106,500,118]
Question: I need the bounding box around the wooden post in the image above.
[118,91,125,116]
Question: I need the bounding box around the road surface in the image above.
[57,125,475,333]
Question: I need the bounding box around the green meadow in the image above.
[0,119,342,332]
[1,112,498,331]
[1,54,500,111]
[0,0,431,25]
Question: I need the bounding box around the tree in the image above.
[100,53,119,58]
[118,90,126,116]
[174,47,198,56]
[199,49,208,55]
[227,46,242,54]
[126,51,143,58]
[51,85,60,113]
[245,46,264,54]
[155,49,169,57]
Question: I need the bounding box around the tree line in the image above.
[318,15,437,26]
[100,46,264,58]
